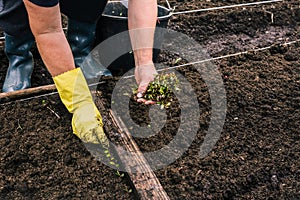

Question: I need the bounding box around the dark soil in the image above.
[0,0,299,199]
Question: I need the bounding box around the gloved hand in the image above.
[53,68,108,146]
[135,62,157,104]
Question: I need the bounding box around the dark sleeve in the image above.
[28,0,59,7]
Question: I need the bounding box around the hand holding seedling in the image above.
[134,71,180,108]
[135,62,158,104]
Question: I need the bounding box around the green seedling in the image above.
[103,148,120,168]
[174,57,182,64]
[134,72,180,108]
[124,187,133,193]
[115,170,125,178]
[41,99,47,105]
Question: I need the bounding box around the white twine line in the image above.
[165,0,172,11]
[123,38,300,79]
[0,0,287,41]
[172,0,283,15]
[1,38,299,105]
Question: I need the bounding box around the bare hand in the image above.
[134,62,157,104]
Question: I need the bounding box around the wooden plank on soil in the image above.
[94,94,169,200]
[109,110,170,200]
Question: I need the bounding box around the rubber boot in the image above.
[67,18,111,79]
[2,33,35,92]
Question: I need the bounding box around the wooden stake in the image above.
[0,84,57,100]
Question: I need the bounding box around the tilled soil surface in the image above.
[0,0,299,199]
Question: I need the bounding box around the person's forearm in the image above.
[23,0,75,76]
[34,32,75,76]
[128,0,157,66]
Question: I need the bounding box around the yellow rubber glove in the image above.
[53,68,108,146]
